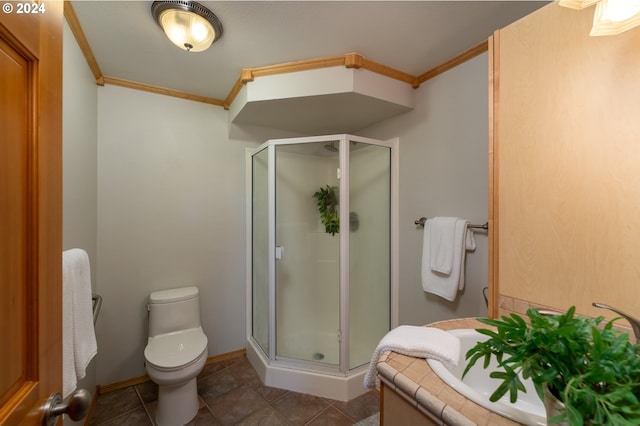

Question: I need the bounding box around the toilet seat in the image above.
[144,327,207,371]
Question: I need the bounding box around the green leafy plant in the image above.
[464,307,640,425]
[313,185,339,235]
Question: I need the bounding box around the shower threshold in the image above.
[246,338,369,402]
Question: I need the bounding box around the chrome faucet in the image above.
[592,302,640,343]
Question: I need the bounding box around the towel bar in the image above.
[414,217,488,230]
[92,294,102,325]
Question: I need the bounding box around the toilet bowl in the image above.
[144,287,208,426]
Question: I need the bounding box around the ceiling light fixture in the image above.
[559,0,640,36]
[558,0,600,10]
[151,1,223,52]
[590,0,640,36]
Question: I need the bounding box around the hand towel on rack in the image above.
[62,248,97,398]
[421,218,476,302]
[429,217,458,274]
[363,325,460,388]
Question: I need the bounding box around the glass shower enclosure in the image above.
[250,134,396,389]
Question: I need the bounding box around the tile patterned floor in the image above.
[88,355,380,425]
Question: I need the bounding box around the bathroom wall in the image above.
[63,19,98,284]
[95,86,250,384]
[94,86,304,385]
[360,54,490,327]
[62,20,98,420]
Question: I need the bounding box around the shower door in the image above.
[252,147,270,355]
[274,140,341,366]
[251,134,396,376]
[346,140,391,369]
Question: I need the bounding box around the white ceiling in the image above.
[71,1,548,103]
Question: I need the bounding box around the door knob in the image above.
[42,388,91,426]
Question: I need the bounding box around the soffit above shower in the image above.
[228,66,415,135]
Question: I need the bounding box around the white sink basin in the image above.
[427,329,546,426]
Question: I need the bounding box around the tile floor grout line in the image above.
[302,405,335,425]
[226,360,293,422]
[97,405,146,426]
[195,394,218,423]
[133,384,155,425]
[332,404,359,423]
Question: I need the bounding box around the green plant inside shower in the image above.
[313,185,339,235]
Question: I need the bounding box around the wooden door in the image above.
[0,1,63,424]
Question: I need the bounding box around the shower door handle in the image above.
[275,246,284,259]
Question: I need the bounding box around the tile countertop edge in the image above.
[375,318,522,426]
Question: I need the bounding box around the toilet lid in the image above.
[144,328,208,370]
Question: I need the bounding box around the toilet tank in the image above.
[148,286,202,337]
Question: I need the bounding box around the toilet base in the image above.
[155,377,199,426]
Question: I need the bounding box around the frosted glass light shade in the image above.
[151,1,223,52]
[158,9,214,52]
[590,0,640,36]
[558,0,599,10]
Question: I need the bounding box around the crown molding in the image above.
[102,76,226,106]
[64,6,488,108]
[64,1,104,86]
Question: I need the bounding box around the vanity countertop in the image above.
[375,318,523,426]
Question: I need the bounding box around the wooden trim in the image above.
[360,56,418,87]
[97,375,150,395]
[415,40,489,86]
[63,12,488,109]
[97,349,246,394]
[223,75,248,110]
[223,52,419,108]
[344,52,363,69]
[488,32,500,319]
[36,2,64,422]
[102,76,226,106]
[82,386,99,426]
[249,55,347,79]
[205,348,246,365]
[223,55,346,107]
[63,1,104,86]
[380,382,385,426]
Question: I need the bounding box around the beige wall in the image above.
[361,54,490,326]
[63,20,97,282]
[62,20,98,421]
[95,86,259,384]
[93,86,301,385]
[493,3,640,320]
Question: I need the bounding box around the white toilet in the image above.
[144,286,208,426]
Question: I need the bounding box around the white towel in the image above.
[363,325,460,388]
[62,249,98,398]
[421,218,476,302]
[429,217,458,274]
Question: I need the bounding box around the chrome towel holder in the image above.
[92,294,102,325]
[414,217,488,230]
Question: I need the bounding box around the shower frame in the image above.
[245,134,399,401]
